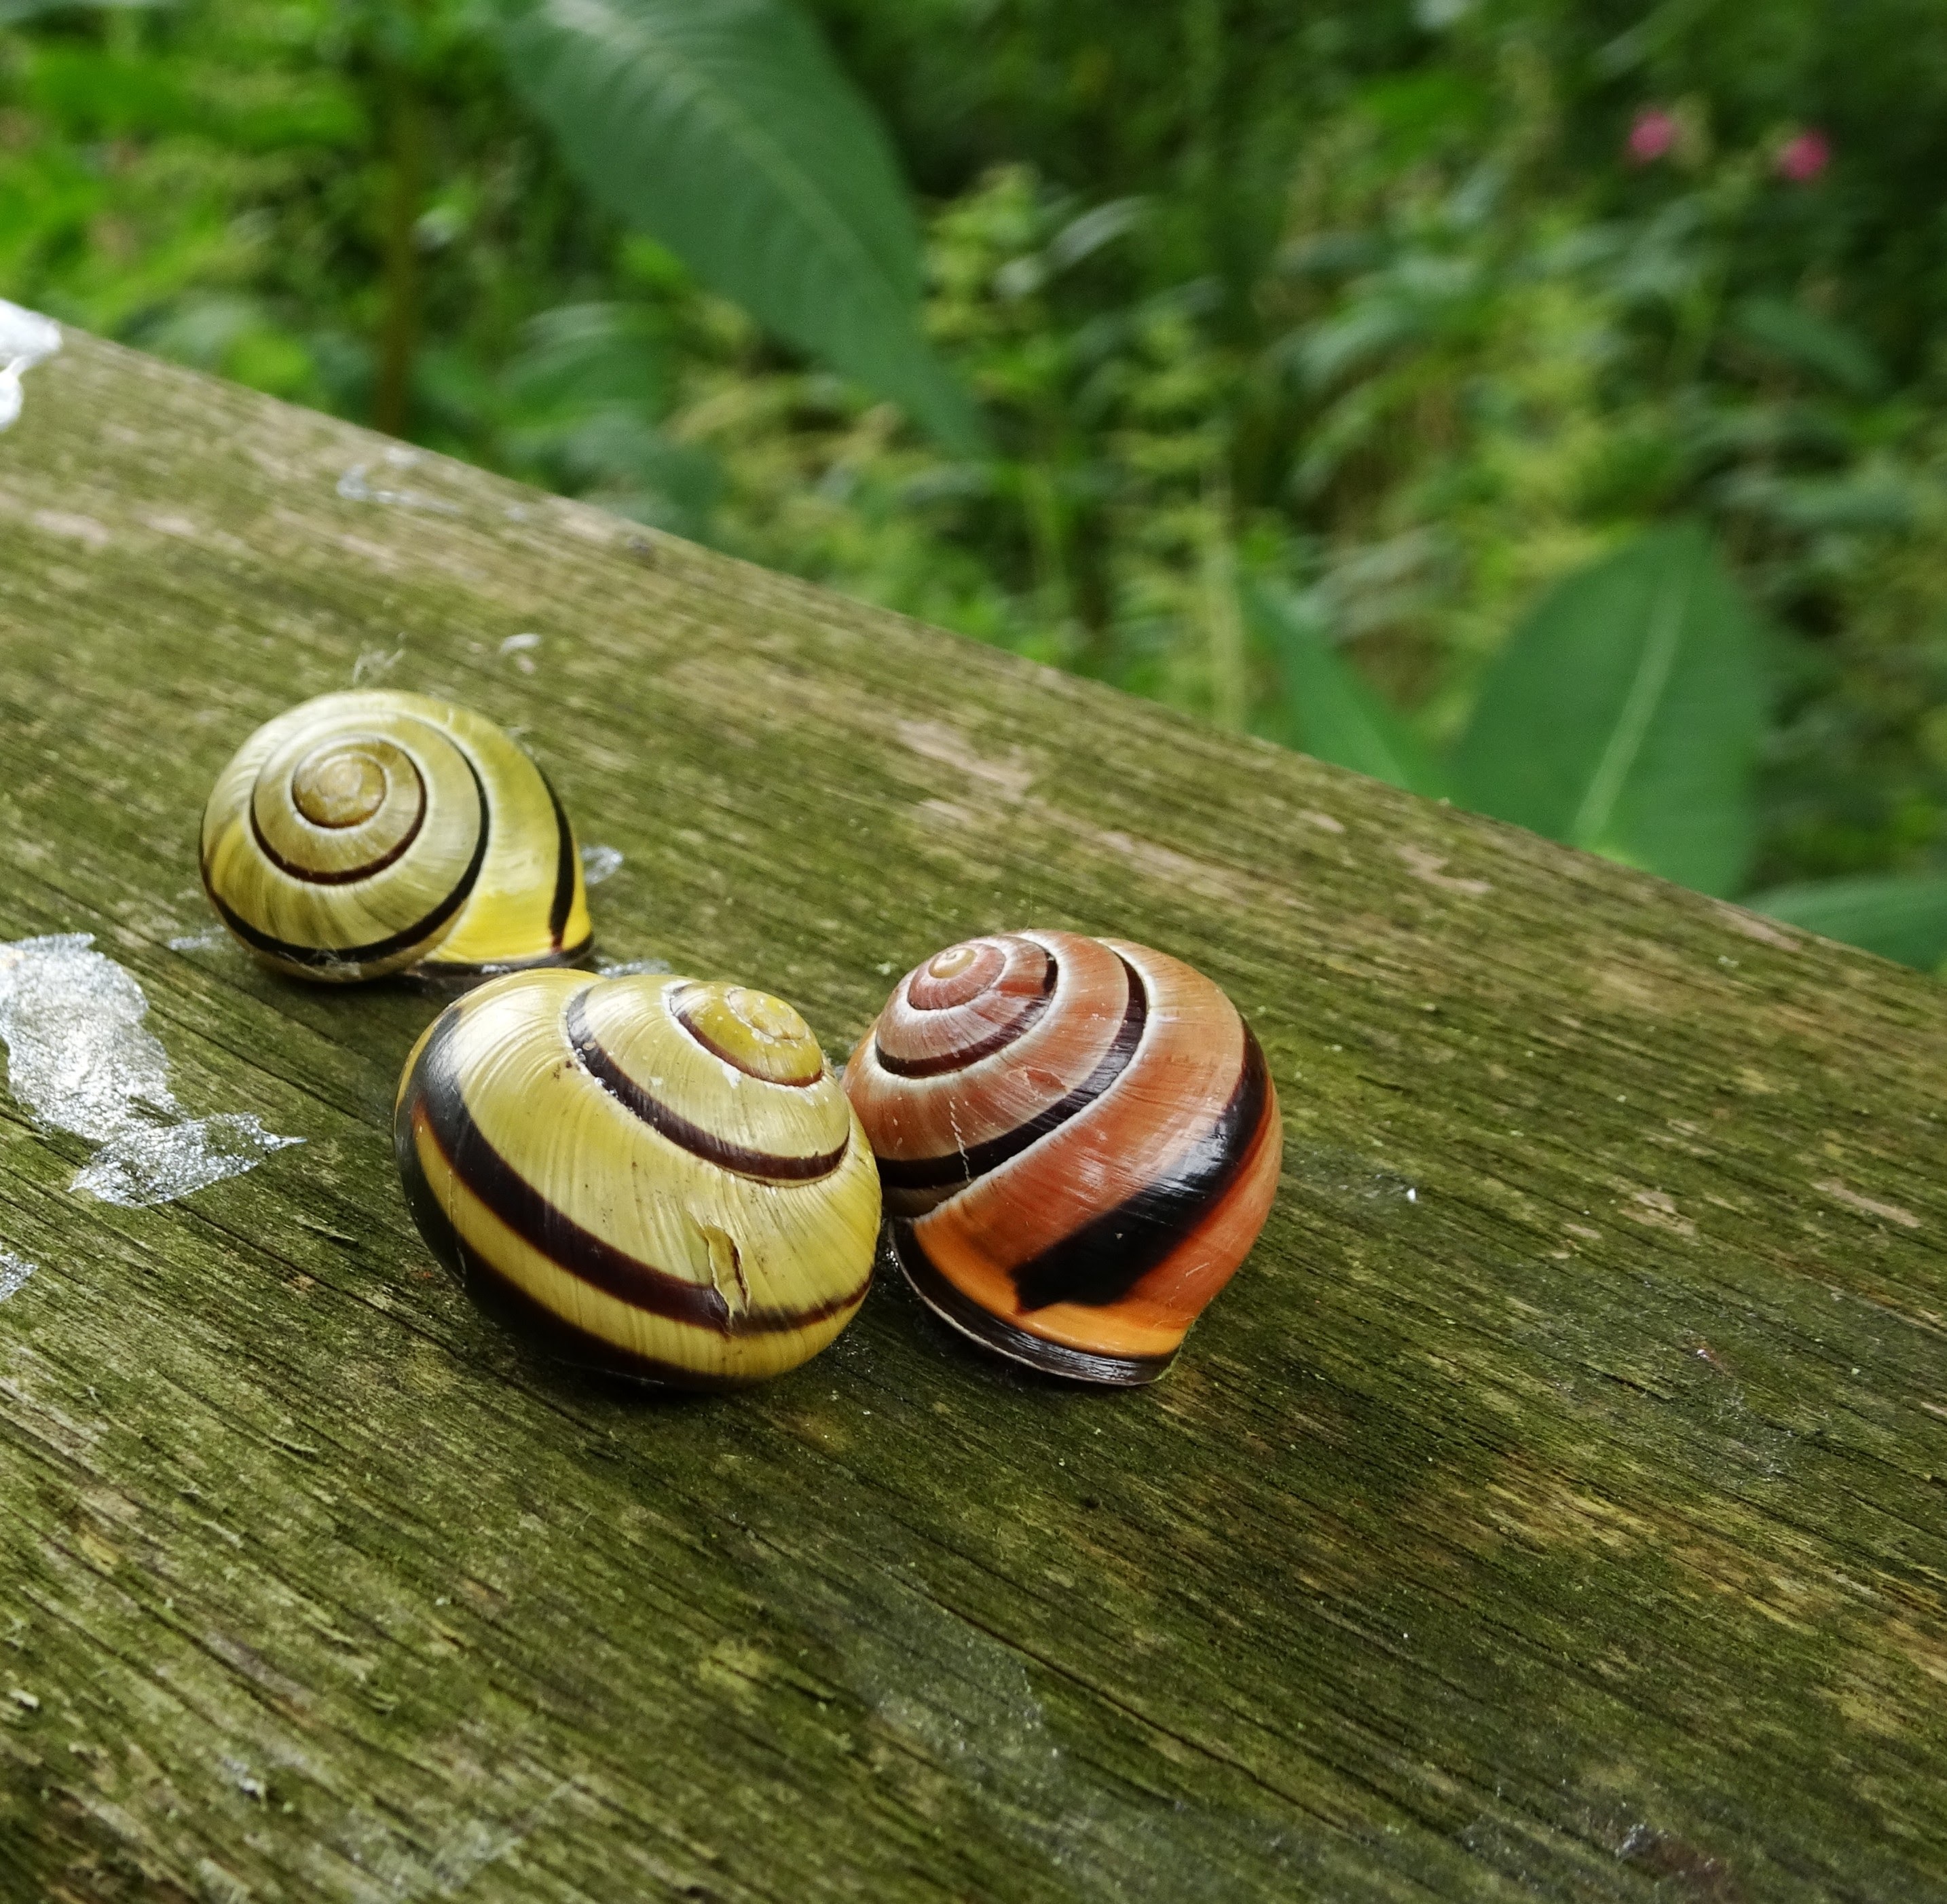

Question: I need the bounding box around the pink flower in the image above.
[1627,108,1677,165]
[1775,128,1832,183]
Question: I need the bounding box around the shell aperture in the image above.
[845,931,1282,1385]
[200,690,591,982]
[394,970,880,1387]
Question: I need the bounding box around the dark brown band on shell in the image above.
[565,988,847,1182]
[906,937,1007,1011]
[202,752,491,969]
[893,1222,1176,1387]
[1010,1024,1273,1313]
[398,1007,868,1333]
[874,947,1058,1079]
[876,956,1147,1192]
[541,768,577,951]
[394,1147,737,1389]
[250,771,428,885]
[670,990,823,1087]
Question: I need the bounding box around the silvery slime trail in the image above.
[0,935,300,1207]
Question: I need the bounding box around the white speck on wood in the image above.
[1815,1178,1921,1231]
[1394,843,1491,896]
[1626,1187,1696,1239]
[30,509,110,550]
[896,719,1036,802]
[581,844,624,885]
[335,462,461,515]
[1711,899,1801,950]
[0,1252,35,1302]
[352,645,405,686]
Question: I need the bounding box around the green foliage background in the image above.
[6,0,1947,921]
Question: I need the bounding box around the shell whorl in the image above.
[394,971,880,1387]
[844,931,1282,1384]
[200,689,591,982]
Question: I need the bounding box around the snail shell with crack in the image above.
[200,689,591,982]
[395,970,880,1387]
[845,931,1282,1385]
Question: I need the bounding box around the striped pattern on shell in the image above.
[843,931,1282,1385]
[200,689,592,982]
[394,969,880,1387]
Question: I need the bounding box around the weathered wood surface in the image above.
[2,334,1946,1904]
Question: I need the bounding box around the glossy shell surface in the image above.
[844,931,1282,1384]
[200,689,591,982]
[395,969,880,1387]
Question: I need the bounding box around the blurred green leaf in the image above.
[20,48,196,136]
[1451,525,1766,895]
[1718,468,1916,533]
[504,302,667,413]
[1747,874,1947,970]
[1733,296,1887,396]
[1285,299,1424,392]
[1247,580,1448,796]
[136,293,322,402]
[494,0,986,455]
[0,0,163,20]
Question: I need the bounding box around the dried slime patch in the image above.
[0,299,61,434]
[0,935,301,1206]
[72,1114,298,1205]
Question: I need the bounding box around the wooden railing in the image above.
[2,333,1944,1901]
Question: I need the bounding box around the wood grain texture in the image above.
[2,335,1945,1903]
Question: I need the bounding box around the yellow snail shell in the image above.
[845,931,1282,1385]
[200,689,592,982]
[394,970,880,1387]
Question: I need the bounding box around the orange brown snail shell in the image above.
[843,931,1282,1385]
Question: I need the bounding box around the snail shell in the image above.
[394,970,880,1387]
[843,931,1282,1385]
[200,690,592,982]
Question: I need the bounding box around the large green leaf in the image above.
[1451,525,1765,895]
[495,0,984,454]
[1246,580,1447,797]
[1748,874,1947,971]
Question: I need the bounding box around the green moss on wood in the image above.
[0,337,1944,1901]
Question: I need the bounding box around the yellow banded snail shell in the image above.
[844,931,1282,1386]
[394,970,880,1387]
[200,690,592,982]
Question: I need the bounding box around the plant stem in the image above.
[374,67,427,438]
[1202,470,1248,730]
